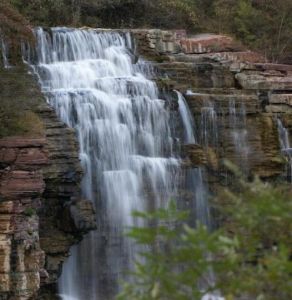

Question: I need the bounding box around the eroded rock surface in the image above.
[0,138,47,299]
[132,29,291,186]
[0,67,96,299]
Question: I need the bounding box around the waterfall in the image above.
[201,100,218,149]
[176,91,211,229]
[177,90,196,144]
[228,100,249,172]
[25,27,181,299]
[1,37,10,68]
[277,119,292,182]
[177,92,223,300]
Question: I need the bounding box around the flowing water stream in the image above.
[277,118,292,182]
[200,100,218,150]
[0,37,10,68]
[23,27,219,299]
[24,27,184,299]
[228,100,249,172]
[176,91,211,228]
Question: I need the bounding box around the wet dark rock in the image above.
[133,29,290,187]
[69,199,97,233]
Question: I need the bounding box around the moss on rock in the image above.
[0,64,45,138]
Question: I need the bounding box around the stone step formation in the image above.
[133,29,291,181]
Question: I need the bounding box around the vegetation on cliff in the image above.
[6,0,292,63]
[0,2,33,64]
[0,65,44,138]
[0,3,43,138]
[118,175,292,300]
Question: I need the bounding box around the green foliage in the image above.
[118,201,238,300]
[24,207,36,217]
[234,0,259,44]
[118,179,292,300]
[210,0,292,62]
[8,0,200,30]
[215,177,292,299]
[10,0,74,26]
[150,0,198,29]
[6,0,292,62]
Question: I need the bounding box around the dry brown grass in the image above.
[0,2,34,64]
[0,65,45,138]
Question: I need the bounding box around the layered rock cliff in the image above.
[0,66,96,299]
[131,30,291,186]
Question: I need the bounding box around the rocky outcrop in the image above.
[36,104,96,294]
[0,66,96,299]
[132,29,291,187]
[179,34,243,54]
[0,138,47,299]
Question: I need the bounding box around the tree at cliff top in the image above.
[10,0,199,29]
[210,0,292,63]
[0,3,43,138]
[7,0,292,62]
[0,1,33,64]
[9,0,75,26]
[118,174,292,300]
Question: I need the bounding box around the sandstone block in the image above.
[269,94,292,106]
[0,274,10,292]
[0,215,13,234]
[236,71,292,90]
[0,201,14,214]
[0,170,45,199]
[180,34,244,54]
[0,240,11,273]
[15,148,48,167]
[0,148,17,164]
[0,138,46,149]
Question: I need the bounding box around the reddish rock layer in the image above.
[0,138,48,299]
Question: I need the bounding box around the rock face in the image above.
[0,138,47,299]
[179,34,243,54]
[36,104,96,295]
[132,29,292,186]
[0,67,96,299]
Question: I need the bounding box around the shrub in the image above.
[0,2,33,64]
[118,176,292,300]
[24,207,36,217]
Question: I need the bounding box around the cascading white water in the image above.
[177,91,211,227]
[201,100,218,149]
[228,100,249,171]
[277,118,292,182]
[1,37,10,68]
[25,27,181,299]
[176,93,221,300]
[177,91,196,144]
